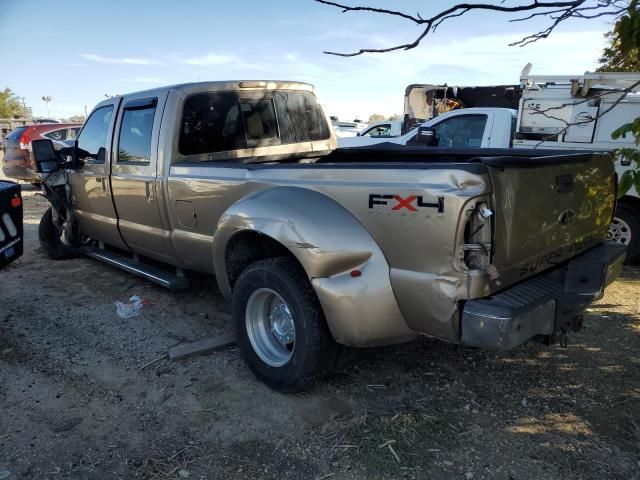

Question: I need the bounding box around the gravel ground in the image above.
[0,187,639,480]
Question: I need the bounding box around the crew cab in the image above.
[30,81,625,392]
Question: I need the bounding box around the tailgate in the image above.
[488,152,615,286]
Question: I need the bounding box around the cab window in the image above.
[178,90,331,158]
[364,124,391,138]
[431,114,487,148]
[272,91,331,143]
[118,104,156,164]
[77,106,114,163]
[44,128,67,141]
[68,127,80,140]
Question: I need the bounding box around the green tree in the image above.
[0,88,31,118]
[367,113,385,123]
[597,31,640,72]
[607,0,640,195]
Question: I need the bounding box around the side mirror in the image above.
[96,147,106,163]
[30,139,61,173]
[415,127,438,146]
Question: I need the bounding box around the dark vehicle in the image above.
[2,123,82,182]
[0,181,23,269]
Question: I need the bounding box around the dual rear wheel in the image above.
[232,257,339,393]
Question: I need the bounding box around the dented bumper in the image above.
[460,242,626,351]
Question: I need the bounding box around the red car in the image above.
[2,123,82,183]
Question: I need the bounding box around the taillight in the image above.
[19,133,30,149]
[462,199,495,273]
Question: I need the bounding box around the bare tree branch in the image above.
[510,5,579,46]
[315,0,622,56]
[314,0,423,23]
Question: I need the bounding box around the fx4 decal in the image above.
[368,194,444,213]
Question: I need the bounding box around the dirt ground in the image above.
[1,187,640,480]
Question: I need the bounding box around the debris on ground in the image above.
[114,295,149,318]
[168,334,236,360]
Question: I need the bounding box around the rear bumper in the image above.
[461,242,626,350]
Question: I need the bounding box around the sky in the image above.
[0,0,614,121]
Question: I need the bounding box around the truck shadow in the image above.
[309,306,640,478]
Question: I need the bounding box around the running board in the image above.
[84,247,190,290]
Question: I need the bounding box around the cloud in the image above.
[183,53,237,66]
[80,54,161,65]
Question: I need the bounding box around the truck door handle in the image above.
[556,174,575,193]
[96,177,106,193]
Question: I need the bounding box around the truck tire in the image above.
[232,257,338,392]
[38,207,82,260]
[610,204,640,264]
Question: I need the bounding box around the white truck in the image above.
[340,71,640,262]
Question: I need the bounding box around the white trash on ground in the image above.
[115,295,148,318]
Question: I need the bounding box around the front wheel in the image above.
[232,257,338,392]
[608,204,639,264]
[38,207,83,260]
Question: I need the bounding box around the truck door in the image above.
[67,99,127,249]
[110,92,173,262]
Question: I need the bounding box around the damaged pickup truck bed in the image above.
[30,81,625,392]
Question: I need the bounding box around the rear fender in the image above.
[212,186,416,346]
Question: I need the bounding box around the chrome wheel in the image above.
[245,288,295,367]
[607,216,632,245]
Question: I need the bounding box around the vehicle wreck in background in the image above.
[29,80,625,392]
[2,122,82,183]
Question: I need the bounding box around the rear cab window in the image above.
[178,90,330,158]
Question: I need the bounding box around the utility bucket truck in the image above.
[341,69,640,261]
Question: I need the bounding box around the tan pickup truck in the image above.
[30,80,625,392]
